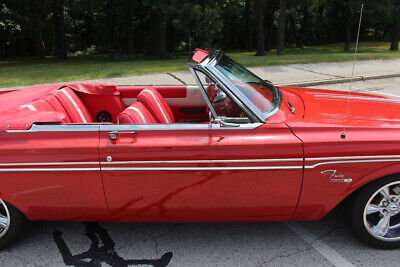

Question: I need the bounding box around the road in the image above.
[1,77,400,266]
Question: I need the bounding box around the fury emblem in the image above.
[321,170,353,183]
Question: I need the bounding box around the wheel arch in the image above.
[294,164,400,221]
[334,165,400,215]
[0,193,31,221]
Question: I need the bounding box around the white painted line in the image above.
[285,222,355,267]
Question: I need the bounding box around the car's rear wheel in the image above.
[350,176,400,248]
[0,199,26,250]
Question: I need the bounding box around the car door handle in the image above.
[109,130,136,141]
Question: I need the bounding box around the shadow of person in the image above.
[53,222,173,267]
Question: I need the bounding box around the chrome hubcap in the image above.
[363,181,400,242]
[0,199,10,238]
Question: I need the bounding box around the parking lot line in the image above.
[285,222,355,267]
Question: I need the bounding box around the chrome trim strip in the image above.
[306,158,400,169]
[99,123,262,131]
[306,155,400,161]
[2,158,400,172]
[60,89,88,123]
[101,166,303,171]
[0,162,99,166]
[314,94,400,104]
[6,124,100,133]
[101,158,303,165]
[0,168,100,172]
[3,155,400,168]
[7,121,262,133]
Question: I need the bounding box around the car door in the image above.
[98,122,303,221]
[0,124,107,221]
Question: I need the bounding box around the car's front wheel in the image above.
[350,176,400,248]
[0,199,26,250]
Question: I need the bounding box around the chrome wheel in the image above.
[363,181,400,242]
[0,200,10,239]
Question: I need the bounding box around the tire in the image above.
[349,175,400,249]
[0,199,27,250]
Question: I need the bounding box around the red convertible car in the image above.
[0,49,399,249]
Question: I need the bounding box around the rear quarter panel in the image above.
[0,130,107,221]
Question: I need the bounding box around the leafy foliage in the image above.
[0,0,399,59]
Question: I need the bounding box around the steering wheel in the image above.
[206,83,243,117]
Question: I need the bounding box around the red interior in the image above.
[0,84,209,129]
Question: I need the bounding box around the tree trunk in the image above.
[29,0,45,59]
[125,0,134,54]
[265,19,272,52]
[148,9,167,58]
[187,31,192,61]
[53,0,67,59]
[245,0,252,51]
[298,5,308,48]
[254,0,265,56]
[276,0,287,55]
[390,0,400,51]
[289,13,297,47]
[344,22,351,52]
[343,0,352,52]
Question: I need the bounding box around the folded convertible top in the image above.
[0,83,119,130]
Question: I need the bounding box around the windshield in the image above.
[215,55,279,114]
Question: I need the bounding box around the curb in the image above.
[276,72,400,88]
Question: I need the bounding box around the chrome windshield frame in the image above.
[189,50,282,123]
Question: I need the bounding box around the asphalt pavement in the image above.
[1,60,400,266]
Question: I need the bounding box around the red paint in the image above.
[98,124,303,221]
[1,81,400,223]
[0,130,107,221]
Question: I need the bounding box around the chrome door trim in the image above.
[101,166,303,171]
[305,158,400,169]
[5,122,262,133]
[100,158,304,165]
[6,124,100,133]
[306,155,400,161]
[99,123,262,132]
[0,168,101,172]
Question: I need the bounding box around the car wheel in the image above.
[0,199,26,250]
[350,176,400,248]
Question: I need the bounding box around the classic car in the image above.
[0,48,399,249]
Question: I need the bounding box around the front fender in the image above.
[292,162,400,221]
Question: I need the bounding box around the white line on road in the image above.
[285,222,355,267]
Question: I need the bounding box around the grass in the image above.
[1,42,399,88]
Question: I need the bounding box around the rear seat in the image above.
[18,87,94,124]
[53,88,94,123]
